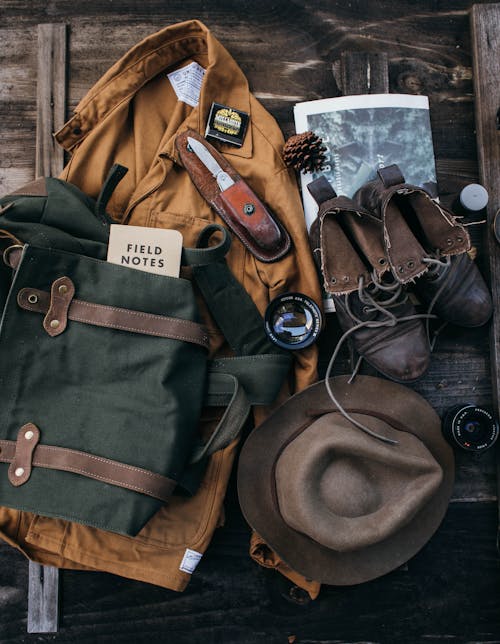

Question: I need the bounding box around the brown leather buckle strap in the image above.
[7,423,40,486]
[0,424,177,502]
[43,276,75,336]
[17,282,209,349]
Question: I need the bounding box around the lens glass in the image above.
[272,304,313,345]
[462,419,487,445]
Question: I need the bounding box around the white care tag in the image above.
[179,548,203,574]
[167,62,206,107]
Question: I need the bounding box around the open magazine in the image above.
[293,93,438,231]
[293,93,438,310]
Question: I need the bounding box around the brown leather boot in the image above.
[353,164,492,327]
[307,176,430,383]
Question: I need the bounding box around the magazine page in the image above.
[293,94,438,231]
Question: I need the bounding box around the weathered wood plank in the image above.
[470,2,500,548]
[35,23,67,178]
[27,561,59,634]
[336,52,389,95]
[25,22,68,635]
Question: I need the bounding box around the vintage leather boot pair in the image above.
[308,168,492,384]
[354,164,493,329]
[308,175,430,383]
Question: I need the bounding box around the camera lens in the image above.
[442,404,499,452]
[264,292,322,350]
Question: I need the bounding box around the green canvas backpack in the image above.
[0,167,291,536]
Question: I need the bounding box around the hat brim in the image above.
[237,375,454,585]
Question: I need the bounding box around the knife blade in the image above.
[187,137,235,191]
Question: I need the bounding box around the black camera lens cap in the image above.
[264,292,322,350]
[442,404,499,453]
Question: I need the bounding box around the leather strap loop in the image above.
[43,276,75,337]
[307,176,338,204]
[377,164,406,188]
[7,423,40,486]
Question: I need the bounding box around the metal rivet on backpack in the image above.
[27,294,38,304]
[50,319,60,329]
[24,430,34,440]
[243,203,255,216]
[58,284,68,295]
[15,467,24,477]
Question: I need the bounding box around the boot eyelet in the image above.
[342,276,350,282]
[330,277,337,284]
[457,236,463,243]
[398,266,405,273]
[446,238,453,246]
[407,261,415,268]
[378,258,386,265]
[27,294,38,304]
[362,306,370,314]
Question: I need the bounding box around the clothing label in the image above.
[179,548,203,574]
[167,62,206,107]
[107,225,183,277]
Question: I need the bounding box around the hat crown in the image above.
[275,413,443,553]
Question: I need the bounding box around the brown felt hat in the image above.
[237,375,454,585]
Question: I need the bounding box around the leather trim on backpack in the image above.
[18,283,210,347]
[1,425,177,502]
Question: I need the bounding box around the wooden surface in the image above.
[471,3,500,545]
[1,1,500,642]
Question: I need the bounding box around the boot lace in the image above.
[324,270,437,445]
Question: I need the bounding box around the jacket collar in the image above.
[55,20,253,160]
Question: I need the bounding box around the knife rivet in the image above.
[243,203,255,216]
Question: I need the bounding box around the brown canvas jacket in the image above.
[0,19,321,593]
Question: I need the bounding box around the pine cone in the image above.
[282,131,327,173]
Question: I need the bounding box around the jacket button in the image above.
[15,467,25,477]
[24,430,34,440]
[50,319,60,329]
